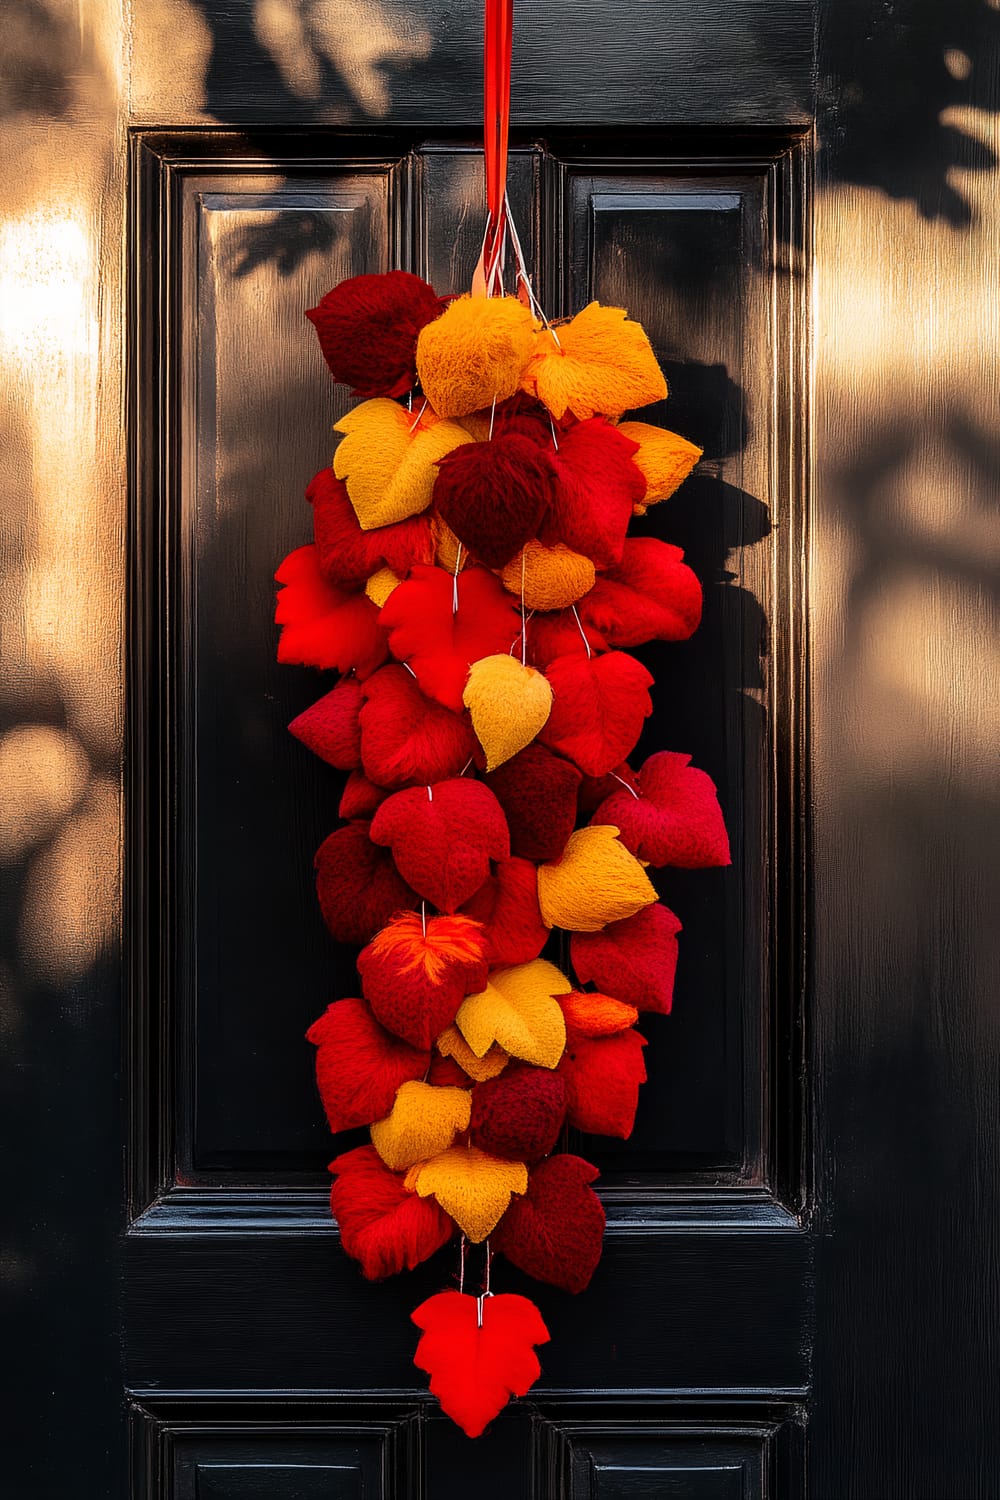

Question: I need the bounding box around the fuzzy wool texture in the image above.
[576,762,638,815]
[307,998,429,1133]
[369,778,509,913]
[570,903,681,1015]
[455,958,570,1069]
[359,664,477,789]
[469,1063,567,1162]
[492,1154,605,1295]
[289,677,362,771]
[429,513,468,572]
[617,420,702,511]
[540,418,645,568]
[334,399,473,530]
[559,1026,648,1138]
[416,294,535,417]
[436,1025,509,1081]
[370,1080,473,1172]
[405,1145,528,1243]
[306,270,445,398]
[411,1290,549,1437]
[308,467,433,587]
[433,431,556,568]
[426,1052,476,1089]
[275,545,388,678]
[484,743,582,863]
[463,654,553,771]
[365,567,400,608]
[460,854,550,967]
[591,750,731,868]
[314,820,416,947]
[521,302,667,421]
[536,824,657,932]
[338,770,388,820]
[357,911,489,1049]
[499,539,596,611]
[328,1144,453,1280]
[526,610,608,670]
[578,537,702,647]
[559,991,639,1038]
[540,650,654,777]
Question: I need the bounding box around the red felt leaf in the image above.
[493,1154,605,1294]
[411,1290,550,1437]
[576,762,638,814]
[306,270,446,399]
[329,1145,453,1279]
[484,743,582,863]
[314,821,417,946]
[539,418,645,568]
[426,1052,476,1088]
[308,467,434,587]
[577,537,702,647]
[369,778,510,913]
[289,677,362,769]
[306,998,429,1132]
[338,770,388,820]
[540,651,654,776]
[275,545,388,678]
[592,750,730,868]
[469,1063,567,1162]
[558,1027,648,1138]
[461,855,549,965]
[359,664,477,789]
[433,432,557,569]
[380,564,521,712]
[570,904,681,1015]
[357,911,490,1049]
[526,609,608,670]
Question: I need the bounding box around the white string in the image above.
[520,550,527,665]
[610,770,640,800]
[459,1235,467,1294]
[452,542,463,613]
[504,193,562,347]
[548,415,560,452]
[488,391,498,441]
[426,784,434,803]
[421,899,428,935]
[408,397,429,433]
[570,605,593,659]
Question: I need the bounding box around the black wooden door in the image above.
[4,2,999,1497]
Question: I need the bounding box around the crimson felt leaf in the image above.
[306,998,429,1133]
[359,664,477,789]
[357,911,490,1049]
[433,431,557,568]
[469,1062,567,1162]
[539,651,654,776]
[460,855,549,965]
[539,417,645,567]
[570,903,681,1015]
[306,269,446,399]
[577,536,703,647]
[314,821,417,946]
[559,1026,648,1138]
[369,778,510,913]
[484,743,582,863]
[493,1154,605,1294]
[288,677,362,770]
[308,467,434,587]
[592,751,731,867]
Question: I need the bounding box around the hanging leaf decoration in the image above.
[411,1290,550,1437]
[369,778,510,913]
[329,1145,454,1280]
[358,910,489,1049]
[539,651,654,777]
[334,398,474,529]
[520,302,667,420]
[405,1145,528,1242]
[455,958,570,1069]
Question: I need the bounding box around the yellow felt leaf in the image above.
[436,1025,509,1081]
[370,1080,472,1172]
[500,539,596,611]
[364,566,400,607]
[405,1145,528,1242]
[462,654,553,771]
[618,420,702,513]
[537,823,658,931]
[455,958,570,1069]
[333,397,472,529]
[521,302,668,421]
[416,295,535,418]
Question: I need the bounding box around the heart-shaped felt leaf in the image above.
[558,991,639,1038]
[411,1289,549,1437]
[433,432,557,568]
[492,1154,605,1294]
[275,545,388,677]
[380,564,521,712]
[617,419,702,512]
[559,1027,648,1138]
[334,398,473,529]
[357,911,489,1048]
[578,538,703,647]
[540,651,653,776]
[455,958,570,1069]
[570,903,682,1015]
[314,821,417,946]
[306,269,446,399]
[463,654,553,770]
[460,856,550,965]
[416,293,536,417]
[484,743,582,863]
[539,418,645,568]
[338,770,388,820]
[536,825,657,932]
[405,1146,528,1242]
[499,539,596,611]
[308,467,434,587]
[592,750,731,867]
[369,778,509,913]
[436,1025,509,1081]
[329,1144,453,1280]
[359,664,477,788]
[521,302,667,421]
[469,1063,567,1162]
[370,1080,473,1171]
[306,999,429,1133]
[289,677,362,770]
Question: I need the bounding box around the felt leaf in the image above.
[617,419,702,512]
[493,1154,605,1294]
[359,664,477,789]
[460,856,550,966]
[463,654,553,771]
[521,302,667,421]
[592,750,731,868]
[306,269,446,399]
[469,1063,567,1162]
[369,778,510,913]
[365,566,400,607]
[338,770,388,820]
[416,294,536,417]
[405,1146,528,1242]
[539,418,646,568]
[380,564,521,713]
[426,1051,477,1088]
[540,650,653,776]
[275,545,388,678]
[576,762,639,815]
[430,512,468,572]
[307,467,433,587]
[500,539,596,611]
[558,991,639,1038]
[433,433,557,568]
[306,999,429,1133]
[536,824,657,932]
[455,958,570,1069]
[334,398,474,529]
[437,1025,509,1081]
[559,1027,648,1138]
[526,609,608,670]
[570,904,682,1015]
[411,1289,549,1437]
[484,743,582,863]
[329,1144,453,1279]
[578,537,703,647]
[314,821,417,946]
[288,677,362,770]
[370,1079,473,1171]
[357,911,489,1048]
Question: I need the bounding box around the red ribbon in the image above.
[478,0,513,293]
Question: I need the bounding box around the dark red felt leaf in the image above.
[433,432,557,568]
[289,677,362,769]
[338,770,388,820]
[576,762,638,815]
[592,751,730,868]
[275,545,388,678]
[539,418,645,567]
[306,998,429,1132]
[578,537,702,647]
[369,778,510,913]
[329,1144,453,1279]
[469,1063,567,1162]
[559,1027,648,1138]
[484,743,582,862]
[308,467,434,587]
[526,609,608,670]
[461,855,549,965]
[359,664,477,789]
[570,904,681,1015]
[540,651,654,776]
[314,821,417,946]
[493,1154,605,1294]
[411,1290,549,1437]
[357,911,490,1049]
[306,269,446,399]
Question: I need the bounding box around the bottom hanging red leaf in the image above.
[411,1289,550,1437]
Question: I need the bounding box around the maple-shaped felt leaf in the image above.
[380,564,521,713]
[558,991,639,1038]
[314,821,417,946]
[411,1290,549,1437]
[592,750,731,868]
[436,1025,509,1081]
[288,676,362,770]
[540,651,653,776]
[370,1079,472,1172]
[463,654,553,771]
[307,467,434,587]
[559,1026,648,1138]
[617,419,703,513]
[493,1154,605,1294]
[536,825,657,932]
[333,398,473,529]
[306,999,429,1133]
[461,856,550,966]
[338,770,388,820]
[275,545,388,678]
[578,537,703,648]
[329,1144,453,1280]
[539,418,646,569]
[359,663,477,789]
[521,302,667,421]
[455,958,570,1069]
[369,778,509,913]
[469,1062,567,1162]
[485,743,582,863]
[357,910,489,1048]
[570,903,682,1015]
[405,1145,528,1242]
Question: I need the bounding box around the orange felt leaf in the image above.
[617,419,702,512]
[411,1289,549,1437]
[405,1145,528,1241]
[333,398,472,529]
[436,1025,509,1081]
[521,303,667,421]
[370,1080,472,1171]
[558,991,639,1038]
